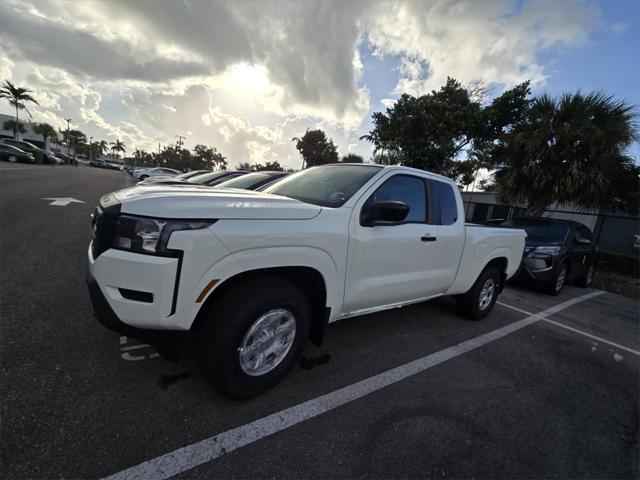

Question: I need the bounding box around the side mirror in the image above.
[361,200,410,226]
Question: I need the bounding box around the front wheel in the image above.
[139,174,149,180]
[197,276,311,399]
[545,264,567,296]
[576,262,595,288]
[8,155,17,163]
[457,265,501,321]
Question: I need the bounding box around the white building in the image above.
[0,113,52,149]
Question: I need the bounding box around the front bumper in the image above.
[515,255,560,283]
[87,263,185,360]
[87,243,181,329]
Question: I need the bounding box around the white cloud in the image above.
[365,0,600,95]
[0,0,603,171]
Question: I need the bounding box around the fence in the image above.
[462,200,640,257]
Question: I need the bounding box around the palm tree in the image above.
[0,80,38,139]
[96,140,108,158]
[110,139,126,164]
[493,91,638,214]
[2,120,26,138]
[33,123,58,147]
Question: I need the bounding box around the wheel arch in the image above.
[191,266,330,346]
[485,256,509,293]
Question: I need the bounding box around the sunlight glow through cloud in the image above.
[0,0,616,169]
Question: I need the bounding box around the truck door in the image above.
[426,179,466,293]
[343,173,440,314]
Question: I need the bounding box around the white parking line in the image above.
[119,336,161,361]
[104,290,603,480]
[497,298,639,356]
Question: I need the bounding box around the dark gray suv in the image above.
[488,216,597,295]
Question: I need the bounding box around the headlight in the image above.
[113,215,215,255]
[530,246,562,255]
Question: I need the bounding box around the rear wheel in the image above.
[8,155,17,163]
[457,265,501,320]
[197,276,311,399]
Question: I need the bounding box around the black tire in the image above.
[197,275,311,399]
[457,265,501,321]
[545,263,568,296]
[575,262,595,288]
[139,174,149,180]
[8,155,17,163]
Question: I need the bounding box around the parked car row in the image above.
[129,166,182,179]
[90,159,122,170]
[127,167,291,191]
[0,138,64,164]
[0,143,35,163]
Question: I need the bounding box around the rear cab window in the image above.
[428,179,458,225]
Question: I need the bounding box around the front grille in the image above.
[90,199,121,258]
[91,207,103,258]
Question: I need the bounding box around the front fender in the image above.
[191,246,341,325]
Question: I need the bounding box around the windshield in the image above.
[264,165,382,207]
[215,172,274,190]
[504,217,571,241]
[189,171,234,184]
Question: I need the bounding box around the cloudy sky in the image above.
[0,0,638,169]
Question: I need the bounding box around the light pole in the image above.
[65,118,72,156]
[89,136,93,163]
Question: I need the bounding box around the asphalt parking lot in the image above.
[1,164,638,479]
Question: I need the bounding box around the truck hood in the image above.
[111,184,322,220]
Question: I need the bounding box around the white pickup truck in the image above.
[88,164,525,398]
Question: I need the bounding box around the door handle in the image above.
[421,235,437,242]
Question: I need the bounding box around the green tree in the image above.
[340,153,364,163]
[154,145,191,171]
[292,129,339,168]
[96,140,108,157]
[372,151,401,165]
[110,139,126,163]
[2,120,26,138]
[0,80,38,139]
[133,149,154,167]
[59,129,87,158]
[193,144,227,170]
[361,77,531,185]
[33,123,58,146]
[237,161,254,171]
[491,91,639,214]
[257,161,284,171]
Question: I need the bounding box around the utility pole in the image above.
[89,136,93,163]
[65,118,72,156]
[175,135,186,172]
